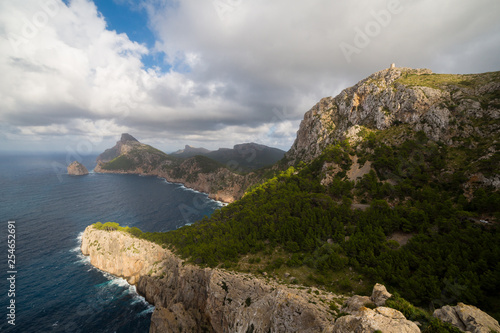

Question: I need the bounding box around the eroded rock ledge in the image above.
[81,226,499,333]
[81,226,427,332]
[81,226,339,332]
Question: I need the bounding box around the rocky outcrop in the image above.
[96,133,140,164]
[433,303,500,333]
[332,306,421,333]
[67,161,89,176]
[81,226,342,332]
[371,283,392,307]
[81,226,166,284]
[334,291,419,333]
[286,68,500,167]
[155,156,259,203]
[340,295,373,314]
[82,226,500,333]
[141,269,338,333]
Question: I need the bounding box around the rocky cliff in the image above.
[96,133,140,163]
[287,67,500,165]
[433,303,500,333]
[81,226,337,332]
[81,226,435,333]
[94,134,260,203]
[81,225,166,284]
[285,68,500,197]
[67,161,89,176]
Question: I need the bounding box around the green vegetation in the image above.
[94,128,500,320]
[396,71,500,91]
[167,155,227,181]
[101,155,140,171]
[385,292,462,333]
[100,144,170,171]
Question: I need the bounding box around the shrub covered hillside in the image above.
[125,128,499,320]
[103,68,500,321]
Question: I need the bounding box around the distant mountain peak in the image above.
[172,145,212,156]
[120,133,139,143]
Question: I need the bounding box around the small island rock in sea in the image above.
[67,161,89,176]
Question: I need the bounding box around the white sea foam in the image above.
[78,249,155,309]
[160,177,225,207]
[136,305,155,317]
[108,275,131,289]
[71,231,91,264]
[102,274,156,309]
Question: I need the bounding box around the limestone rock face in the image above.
[82,227,341,333]
[371,283,392,307]
[285,68,500,167]
[433,303,500,333]
[332,307,421,333]
[80,226,166,284]
[139,263,338,333]
[154,157,256,203]
[67,161,89,176]
[335,285,418,333]
[96,133,140,164]
[340,295,373,314]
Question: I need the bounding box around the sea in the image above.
[0,153,222,332]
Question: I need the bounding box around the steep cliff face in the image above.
[67,161,89,176]
[82,226,447,333]
[157,155,258,203]
[286,67,500,165]
[81,226,166,284]
[81,226,345,332]
[96,133,140,163]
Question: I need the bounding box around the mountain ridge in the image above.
[172,142,286,171]
[93,135,279,203]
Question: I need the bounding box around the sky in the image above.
[0,0,499,155]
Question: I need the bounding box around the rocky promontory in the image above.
[81,225,166,284]
[79,225,498,333]
[93,134,260,203]
[81,225,339,332]
[67,161,89,176]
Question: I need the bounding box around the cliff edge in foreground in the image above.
[81,225,430,333]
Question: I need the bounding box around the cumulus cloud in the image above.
[0,0,499,153]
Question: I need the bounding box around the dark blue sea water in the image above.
[0,153,221,332]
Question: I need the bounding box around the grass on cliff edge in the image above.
[395,71,500,90]
[93,222,143,237]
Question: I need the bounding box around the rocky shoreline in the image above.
[80,226,500,332]
[93,165,239,204]
[81,226,338,332]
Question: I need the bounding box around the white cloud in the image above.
[0,0,499,153]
